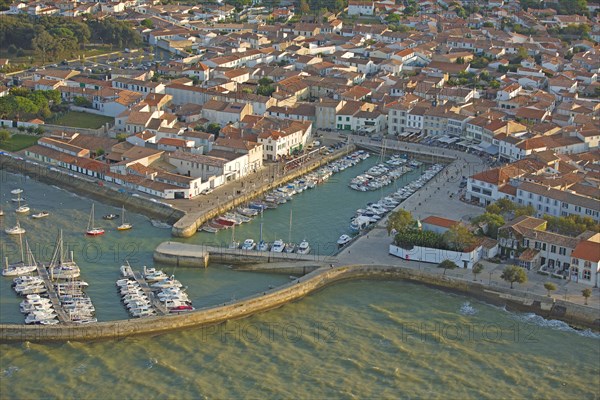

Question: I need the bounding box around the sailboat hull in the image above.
[117,224,132,231]
[86,229,105,236]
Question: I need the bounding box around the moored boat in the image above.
[32,211,49,219]
[296,240,310,255]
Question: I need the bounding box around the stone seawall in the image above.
[1,156,184,223]
[171,145,357,238]
[1,264,598,343]
[153,242,331,267]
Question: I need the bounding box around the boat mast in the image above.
[288,208,293,244]
[18,231,24,263]
[121,205,125,225]
[259,208,263,244]
[24,238,36,266]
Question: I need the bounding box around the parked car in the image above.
[201,188,213,195]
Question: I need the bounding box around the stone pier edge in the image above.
[1,264,598,343]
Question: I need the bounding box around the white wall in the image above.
[389,244,481,269]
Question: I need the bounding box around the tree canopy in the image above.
[0,15,141,62]
[438,259,458,275]
[386,209,414,235]
[500,265,528,289]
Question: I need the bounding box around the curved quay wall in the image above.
[1,265,599,343]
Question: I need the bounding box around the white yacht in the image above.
[337,234,352,246]
[296,240,310,255]
[271,239,285,253]
[241,239,256,250]
[143,266,168,282]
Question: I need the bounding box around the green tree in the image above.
[206,123,221,136]
[140,19,154,29]
[485,203,502,215]
[496,198,516,214]
[515,205,535,217]
[116,133,128,142]
[544,282,557,297]
[438,259,458,275]
[257,85,275,96]
[32,30,55,63]
[386,209,414,235]
[500,265,528,289]
[473,213,505,239]
[0,129,10,142]
[443,224,476,251]
[472,262,484,281]
[300,0,310,14]
[96,148,105,156]
[7,44,17,54]
[258,77,274,86]
[582,288,592,305]
[74,96,92,107]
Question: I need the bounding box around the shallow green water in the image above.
[1,281,598,399]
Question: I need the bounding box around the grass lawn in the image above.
[0,134,39,152]
[51,111,114,129]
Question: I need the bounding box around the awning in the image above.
[482,145,499,155]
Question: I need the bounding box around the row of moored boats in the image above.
[349,156,422,192]
[117,263,194,318]
[340,163,445,245]
[6,230,96,325]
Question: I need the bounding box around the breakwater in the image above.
[1,263,597,343]
[153,241,330,267]
[171,145,357,238]
[0,156,183,223]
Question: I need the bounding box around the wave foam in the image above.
[515,313,600,339]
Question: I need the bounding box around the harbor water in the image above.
[1,160,599,398]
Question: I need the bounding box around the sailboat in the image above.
[86,204,105,236]
[284,208,296,253]
[2,233,38,276]
[5,220,26,235]
[229,223,240,249]
[117,206,132,231]
[256,209,269,251]
[49,229,81,280]
[13,189,29,214]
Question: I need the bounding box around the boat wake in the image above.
[150,220,171,229]
[514,313,600,339]
[2,366,19,378]
[73,363,87,375]
[146,358,158,369]
[459,301,477,316]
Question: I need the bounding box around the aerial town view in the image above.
[0,0,599,398]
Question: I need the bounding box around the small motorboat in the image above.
[200,225,218,233]
[103,214,119,220]
[15,205,30,214]
[337,234,352,246]
[32,211,50,219]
